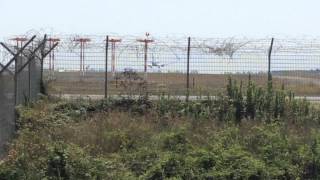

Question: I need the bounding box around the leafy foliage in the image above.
[1,77,320,179]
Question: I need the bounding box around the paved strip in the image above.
[52,94,320,102]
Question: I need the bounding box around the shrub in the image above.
[162,130,190,153]
[2,77,320,179]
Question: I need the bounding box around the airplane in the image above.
[148,61,166,69]
[147,53,168,69]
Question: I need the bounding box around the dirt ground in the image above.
[45,71,320,96]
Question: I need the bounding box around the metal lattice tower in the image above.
[74,38,91,78]
[137,33,154,80]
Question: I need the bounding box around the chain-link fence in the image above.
[36,35,320,97]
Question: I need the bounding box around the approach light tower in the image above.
[74,38,91,78]
[10,37,28,50]
[137,33,154,80]
[10,37,28,70]
[47,38,60,75]
[109,38,122,77]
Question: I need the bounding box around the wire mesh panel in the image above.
[107,37,189,96]
[108,38,148,96]
[41,35,320,97]
[272,39,320,96]
[188,38,271,96]
[44,36,106,96]
[29,56,42,100]
[0,70,15,157]
[0,45,15,157]
[16,56,30,104]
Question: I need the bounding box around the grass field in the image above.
[45,71,320,96]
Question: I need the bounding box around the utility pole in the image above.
[109,38,122,77]
[137,33,154,80]
[74,38,91,79]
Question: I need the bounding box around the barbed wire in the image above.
[1,32,320,73]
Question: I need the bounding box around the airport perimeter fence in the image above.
[1,34,320,156]
[22,34,319,98]
[1,34,320,100]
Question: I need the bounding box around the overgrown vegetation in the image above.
[1,77,320,179]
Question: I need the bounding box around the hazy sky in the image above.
[1,0,320,38]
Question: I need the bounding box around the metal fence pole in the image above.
[14,58,18,106]
[268,38,274,81]
[186,37,191,101]
[105,35,109,98]
[40,38,46,94]
[28,58,31,100]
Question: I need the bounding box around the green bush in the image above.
[2,77,320,179]
[162,130,190,153]
[209,145,266,179]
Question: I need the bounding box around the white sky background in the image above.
[0,0,320,38]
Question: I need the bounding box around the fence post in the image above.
[105,36,109,99]
[14,58,18,106]
[186,37,191,102]
[40,35,46,94]
[268,38,274,81]
[28,56,31,99]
